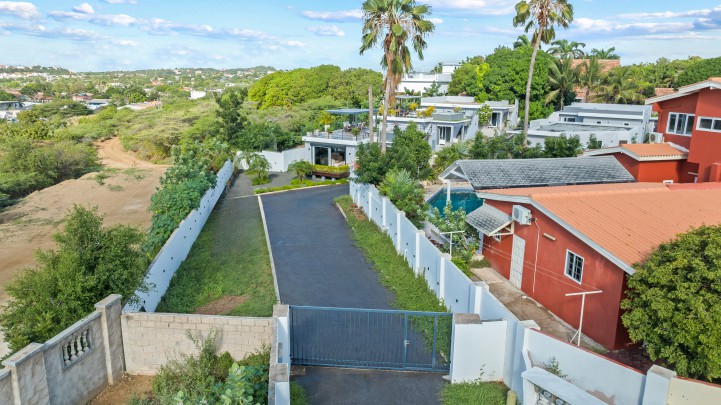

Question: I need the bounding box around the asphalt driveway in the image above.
[261,185,445,404]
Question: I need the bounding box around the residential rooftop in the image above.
[440,157,635,190]
[645,77,721,104]
[537,122,634,133]
[584,143,689,161]
[477,182,721,268]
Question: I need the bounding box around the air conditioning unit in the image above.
[648,132,664,143]
[512,205,532,225]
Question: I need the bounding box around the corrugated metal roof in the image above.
[466,204,512,236]
[455,157,635,190]
[483,183,721,266]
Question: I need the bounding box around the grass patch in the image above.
[290,381,310,405]
[254,178,348,194]
[108,184,124,192]
[156,197,276,316]
[335,195,446,313]
[469,258,491,269]
[123,167,149,181]
[440,381,508,405]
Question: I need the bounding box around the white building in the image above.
[396,63,460,95]
[189,90,207,100]
[0,101,25,122]
[521,103,656,148]
[87,99,111,111]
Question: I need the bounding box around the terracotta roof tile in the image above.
[481,183,721,266]
[621,143,688,158]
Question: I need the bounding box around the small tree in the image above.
[378,169,426,223]
[247,154,272,185]
[0,207,148,353]
[429,203,478,266]
[287,160,312,182]
[587,134,603,150]
[387,122,432,181]
[355,142,389,185]
[621,226,721,380]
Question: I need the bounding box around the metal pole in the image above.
[565,290,602,346]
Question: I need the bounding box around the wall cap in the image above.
[454,313,482,325]
[94,294,122,310]
[2,342,44,368]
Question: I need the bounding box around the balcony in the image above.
[304,129,371,143]
[432,112,466,122]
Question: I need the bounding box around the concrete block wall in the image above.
[121,312,273,375]
[126,160,234,312]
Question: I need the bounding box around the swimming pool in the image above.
[427,188,483,216]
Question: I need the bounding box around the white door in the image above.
[510,236,526,289]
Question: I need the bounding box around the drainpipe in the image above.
[442,179,451,203]
[532,218,541,295]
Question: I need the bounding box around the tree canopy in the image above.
[622,225,721,380]
[676,56,721,87]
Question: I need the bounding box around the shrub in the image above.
[378,169,426,224]
[247,154,272,185]
[287,160,313,181]
[310,164,350,175]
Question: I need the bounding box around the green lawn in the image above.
[156,196,276,316]
[440,381,509,405]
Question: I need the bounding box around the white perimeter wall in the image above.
[125,160,234,312]
[238,147,311,173]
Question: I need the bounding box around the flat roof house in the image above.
[396,62,460,95]
[469,182,721,349]
[644,78,721,183]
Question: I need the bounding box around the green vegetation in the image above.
[378,169,427,224]
[0,207,148,353]
[622,225,721,381]
[290,382,310,405]
[246,154,272,186]
[335,195,446,313]
[156,195,275,317]
[429,203,479,277]
[287,160,313,182]
[132,331,271,404]
[145,142,230,256]
[310,164,350,176]
[254,179,348,194]
[359,0,435,152]
[439,381,508,405]
[676,56,721,87]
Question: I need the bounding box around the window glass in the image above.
[330,147,346,166]
[714,120,721,131]
[685,116,695,134]
[700,118,713,129]
[565,251,584,283]
[490,112,500,127]
[668,113,677,133]
[314,146,329,166]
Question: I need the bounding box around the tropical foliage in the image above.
[622,225,721,381]
[0,207,148,353]
[355,123,433,184]
[360,0,435,152]
[429,203,479,270]
[675,56,721,87]
[378,168,427,223]
[589,47,620,59]
[546,57,580,109]
[287,160,313,181]
[548,39,586,58]
[246,154,272,185]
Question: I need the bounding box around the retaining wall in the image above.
[121,312,272,375]
[126,159,234,312]
[238,147,310,172]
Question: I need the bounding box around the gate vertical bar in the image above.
[402,313,408,369]
[432,315,438,370]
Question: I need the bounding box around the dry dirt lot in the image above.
[0,138,166,356]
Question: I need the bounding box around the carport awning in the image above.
[467,205,512,237]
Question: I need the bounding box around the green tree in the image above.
[513,0,574,134]
[386,122,432,180]
[216,87,249,145]
[621,226,721,380]
[246,154,272,185]
[287,160,313,182]
[676,56,721,87]
[542,134,582,157]
[580,57,602,101]
[589,47,620,59]
[433,141,470,175]
[546,57,580,110]
[354,142,389,185]
[0,90,16,101]
[547,39,586,58]
[477,104,494,129]
[429,203,478,265]
[587,134,603,149]
[448,56,489,99]
[378,168,426,223]
[593,67,644,104]
[360,0,435,153]
[513,34,531,49]
[0,206,148,353]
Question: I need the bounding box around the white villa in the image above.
[0,100,26,122]
[396,62,460,95]
[520,102,657,148]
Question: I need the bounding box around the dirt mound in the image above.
[89,374,153,405]
[96,137,166,169]
[195,296,249,315]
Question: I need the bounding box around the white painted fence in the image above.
[125,160,234,312]
[237,147,310,172]
[349,181,721,404]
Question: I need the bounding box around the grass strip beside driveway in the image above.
[335,195,447,313]
[156,196,276,316]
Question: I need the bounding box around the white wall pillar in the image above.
[396,211,404,251]
[382,197,387,229]
[367,190,372,217]
[469,282,485,315]
[439,254,450,299]
[414,230,423,275]
[641,365,676,405]
[450,313,508,383]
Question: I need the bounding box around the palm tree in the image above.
[593,68,644,104]
[513,0,574,136]
[287,160,313,182]
[580,56,602,101]
[246,154,272,185]
[589,47,620,60]
[513,34,531,49]
[545,57,580,109]
[548,39,586,58]
[360,0,435,153]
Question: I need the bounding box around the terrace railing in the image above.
[304,130,370,142]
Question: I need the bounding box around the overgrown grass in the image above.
[335,195,446,313]
[440,381,508,405]
[156,197,276,316]
[290,382,310,405]
[254,178,348,194]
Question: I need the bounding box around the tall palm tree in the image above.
[593,67,644,104]
[548,39,586,58]
[580,56,601,101]
[360,0,435,153]
[513,0,574,136]
[513,34,531,49]
[589,47,620,60]
[545,57,580,109]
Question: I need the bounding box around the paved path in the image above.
[261,185,445,404]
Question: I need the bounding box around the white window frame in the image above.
[697,116,721,133]
[489,112,502,128]
[493,234,502,242]
[564,250,584,284]
[438,126,452,144]
[666,112,695,136]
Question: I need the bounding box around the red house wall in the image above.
[656,93,697,149]
[689,90,721,182]
[481,200,629,350]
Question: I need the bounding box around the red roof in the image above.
[480,183,721,269]
[584,143,688,161]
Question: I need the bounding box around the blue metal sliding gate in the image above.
[289,306,452,372]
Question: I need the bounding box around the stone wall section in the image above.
[121,312,272,375]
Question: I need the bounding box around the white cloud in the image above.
[102,0,138,4]
[429,18,444,25]
[620,6,721,20]
[284,40,305,47]
[50,10,137,26]
[300,9,362,22]
[307,25,345,37]
[73,2,94,14]
[425,0,516,16]
[0,1,41,19]
[0,21,106,41]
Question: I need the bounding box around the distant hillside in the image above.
[0,65,71,74]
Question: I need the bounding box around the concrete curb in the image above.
[258,195,282,304]
[253,182,348,196]
[335,203,348,221]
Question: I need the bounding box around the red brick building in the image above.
[468,182,721,350]
[644,78,721,183]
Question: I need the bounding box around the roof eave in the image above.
[476,192,636,275]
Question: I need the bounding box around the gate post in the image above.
[396,211,404,251]
[382,197,387,229]
[414,230,422,274]
[367,190,373,217]
[439,254,450,300]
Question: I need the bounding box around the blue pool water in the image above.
[428,189,483,216]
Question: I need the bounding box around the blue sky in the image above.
[0,0,720,72]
